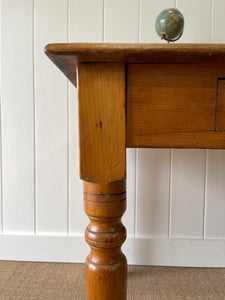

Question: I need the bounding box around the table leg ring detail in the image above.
[83,180,127,300]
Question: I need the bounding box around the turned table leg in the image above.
[84,180,127,299]
[77,63,127,299]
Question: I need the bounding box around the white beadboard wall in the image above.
[0,0,225,267]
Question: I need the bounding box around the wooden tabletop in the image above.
[45,43,225,86]
[45,43,225,299]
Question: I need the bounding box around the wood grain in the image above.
[84,180,127,300]
[127,63,225,149]
[45,43,225,86]
[103,0,139,239]
[216,79,225,131]
[68,0,103,235]
[127,131,225,149]
[78,63,126,183]
[77,63,127,299]
[127,64,218,134]
[45,43,225,299]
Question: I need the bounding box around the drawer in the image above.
[127,64,225,148]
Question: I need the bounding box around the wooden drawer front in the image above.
[127,64,225,148]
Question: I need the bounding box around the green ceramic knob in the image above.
[155,8,184,42]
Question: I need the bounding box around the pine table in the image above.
[45,43,225,300]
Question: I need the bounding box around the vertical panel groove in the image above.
[176,0,211,43]
[138,0,141,42]
[134,149,137,237]
[67,0,70,43]
[210,0,213,43]
[35,0,68,233]
[0,95,3,234]
[33,0,37,235]
[135,0,140,238]
[67,79,70,235]
[69,0,104,234]
[0,0,223,262]
[0,0,3,233]
[102,0,105,42]
[169,149,173,238]
[171,150,206,238]
[67,0,70,235]
[203,150,208,239]
[205,0,212,240]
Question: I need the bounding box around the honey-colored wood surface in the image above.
[84,180,127,300]
[45,43,225,299]
[78,63,126,183]
[217,79,225,131]
[128,64,218,133]
[127,64,225,148]
[45,43,225,87]
[127,131,225,149]
[77,63,127,300]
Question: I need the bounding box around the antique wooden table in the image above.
[45,44,225,300]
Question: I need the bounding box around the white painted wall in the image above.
[0,0,225,267]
